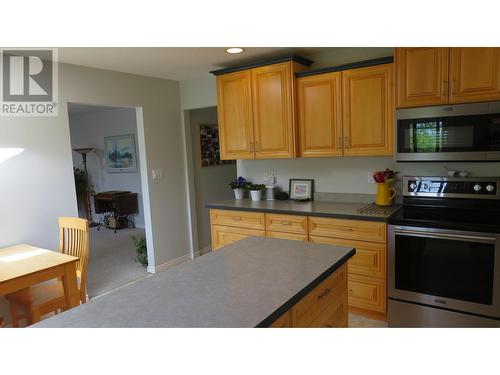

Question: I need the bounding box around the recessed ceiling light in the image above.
[226,47,245,54]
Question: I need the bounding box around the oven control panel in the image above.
[404,177,500,198]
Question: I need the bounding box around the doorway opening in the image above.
[67,103,149,299]
[185,106,237,255]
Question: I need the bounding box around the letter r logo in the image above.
[2,49,53,102]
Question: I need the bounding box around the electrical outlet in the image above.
[367,172,375,184]
[270,172,277,185]
[263,172,269,183]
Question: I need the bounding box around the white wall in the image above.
[237,157,500,196]
[69,107,145,228]
[189,107,237,251]
[180,75,217,110]
[0,62,190,264]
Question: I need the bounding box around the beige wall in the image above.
[1,61,192,323]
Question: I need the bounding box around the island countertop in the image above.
[33,237,355,328]
[206,198,400,222]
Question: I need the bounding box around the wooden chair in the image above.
[6,217,90,327]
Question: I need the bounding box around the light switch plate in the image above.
[152,168,164,180]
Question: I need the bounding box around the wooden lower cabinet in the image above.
[270,263,348,328]
[266,231,308,242]
[348,273,386,314]
[209,209,387,318]
[211,225,265,251]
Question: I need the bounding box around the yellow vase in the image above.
[375,182,396,206]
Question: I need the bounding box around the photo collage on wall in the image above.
[200,125,235,167]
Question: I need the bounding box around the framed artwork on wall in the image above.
[104,134,138,173]
[199,124,235,167]
[289,179,315,201]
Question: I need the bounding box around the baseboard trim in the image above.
[193,246,211,259]
[147,253,191,274]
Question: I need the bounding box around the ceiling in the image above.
[58,47,328,81]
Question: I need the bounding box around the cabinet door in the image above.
[342,63,394,156]
[216,70,255,159]
[297,72,343,157]
[450,47,500,104]
[395,47,449,108]
[251,62,296,159]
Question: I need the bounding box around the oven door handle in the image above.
[394,229,497,244]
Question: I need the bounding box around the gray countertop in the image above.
[33,237,354,328]
[206,199,400,222]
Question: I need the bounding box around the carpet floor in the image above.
[86,226,149,298]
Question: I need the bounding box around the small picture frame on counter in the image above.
[289,179,314,201]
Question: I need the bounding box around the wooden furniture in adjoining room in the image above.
[214,57,312,160]
[94,191,139,232]
[5,217,89,327]
[209,208,388,319]
[0,317,4,327]
[270,263,348,328]
[396,47,500,108]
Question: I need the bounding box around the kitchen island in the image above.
[33,237,354,328]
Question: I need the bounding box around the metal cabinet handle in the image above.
[281,221,292,226]
[344,136,350,149]
[451,79,457,94]
[317,288,332,300]
[255,141,260,152]
[394,229,495,244]
[339,227,353,232]
[232,217,242,221]
[337,136,343,149]
[442,80,448,95]
[250,142,254,153]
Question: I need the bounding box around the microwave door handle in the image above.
[394,229,496,244]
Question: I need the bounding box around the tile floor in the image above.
[348,313,388,328]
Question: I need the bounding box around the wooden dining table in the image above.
[0,244,81,310]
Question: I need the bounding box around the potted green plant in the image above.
[229,176,249,200]
[130,235,148,267]
[248,184,266,201]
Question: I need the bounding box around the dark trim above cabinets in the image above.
[210,54,314,76]
[295,56,394,78]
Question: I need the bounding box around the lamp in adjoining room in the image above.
[73,147,97,226]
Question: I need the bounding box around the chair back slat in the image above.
[58,217,89,290]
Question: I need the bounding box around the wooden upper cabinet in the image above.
[342,63,394,156]
[450,47,500,104]
[216,70,255,160]
[251,62,296,159]
[396,47,449,108]
[297,72,343,157]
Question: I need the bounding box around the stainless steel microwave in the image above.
[395,101,500,162]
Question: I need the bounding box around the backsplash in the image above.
[237,157,500,196]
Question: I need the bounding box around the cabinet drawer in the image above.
[294,264,347,326]
[308,293,348,328]
[211,225,265,251]
[308,217,386,243]
[266,231,308,242]
[309,236,386,278]
[348,274,386,313]
[210,209,265,230]
[265,213,308,234]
